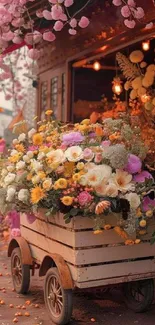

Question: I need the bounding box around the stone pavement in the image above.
[1,240,155,325]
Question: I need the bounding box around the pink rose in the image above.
[83,148,94,161]
[78,191,92,207]
[11,228,21,238]
[94,153,102,164]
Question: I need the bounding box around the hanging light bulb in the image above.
[93,61,101,71]
[142,40,150,51]
[112,77,123,95]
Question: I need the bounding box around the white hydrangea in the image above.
[1,169,8,177]
[11,149,18,156]
[4,173,16,186]
[18,133,26,142]
[12,139,18,145]
[18,189,29,203]
[7,165,14,172]
[38,152,45,160]
[16,161,26,170]
[125,192,141,209]
[27,151,34,158]
[6,187,16,202]
[31,159,43,172]
[23,155,30,163]
[28,128,36,138]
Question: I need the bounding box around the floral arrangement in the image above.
[0,110,155,243]
[116,50,155,120]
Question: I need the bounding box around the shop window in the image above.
[51,77,58,116]
[61,73,65,121]
[41,81,48,112]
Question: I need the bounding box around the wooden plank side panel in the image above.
[26,210,122,229]
[21,226,76,265]
[20,215,75,247]
[75,272,155,288]
[21,215,131,247]
[76,242,155,265]
[69,259,155,283]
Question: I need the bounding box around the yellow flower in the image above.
[135,239,141,244]
[136,208,142,218]
[33,133,43,146]
[31,186,45,204]
[76,162,84,170]
[9,153,22,163]
[45,110,53,116]
[146,210,153,218]
[139,219,146,228]
[27,173,33,181]
[125,239,134,246]
[61,196,73,206]
[15,144,25,153]
[43,179,52,191]
[78,125,89,132]
[38,125,46,132]
[64,161,75,177]
[81,119,90,125]
[56,178,67,189]
[53,181,59,190]
[139,229,147,235]
[104,224,111,230]
[114,226,128,240]
[72,173,81,182]
[94,229,103,235]
[38,171,46,180]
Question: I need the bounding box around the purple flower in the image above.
[142,197,155,212]
[62,132,84,146]
[134,171,153,183]
[125,154,142,174]
[26,212,36,224]
[6,210,20,229]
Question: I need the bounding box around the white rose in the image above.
[11,149,18,156]
[32,175,40,184]
[4,173,16,185]
[38,152,45,160]
[12,139,18,145]
[18,189,29,203]
[28,128,36,138]
[27,151,34,158]
[7,165,14,172]
[65,146,83,162]
[6,187,16,202]
[1,169,8,177]
[125,192,141,209]
[16,161,26,170]
[18,133,26,142]
[23,155,30,163]
[31,160,43,172]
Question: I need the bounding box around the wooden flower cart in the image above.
[8,210,155,325]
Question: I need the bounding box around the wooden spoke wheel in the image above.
[11,247,30,294]
[124,279,154,313]
[44,268,73,325]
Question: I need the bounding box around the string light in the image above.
[93,61,101,71]
[142,40,150,51]
[112,78,123,95]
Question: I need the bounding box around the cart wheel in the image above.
[44,268,73,325]
[11,247,30,294]
[124,279,154,313]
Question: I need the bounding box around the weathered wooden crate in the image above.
[20,210,155,289]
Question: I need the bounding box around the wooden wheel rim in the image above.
[12,254,22,287]
[46,274,63,318]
